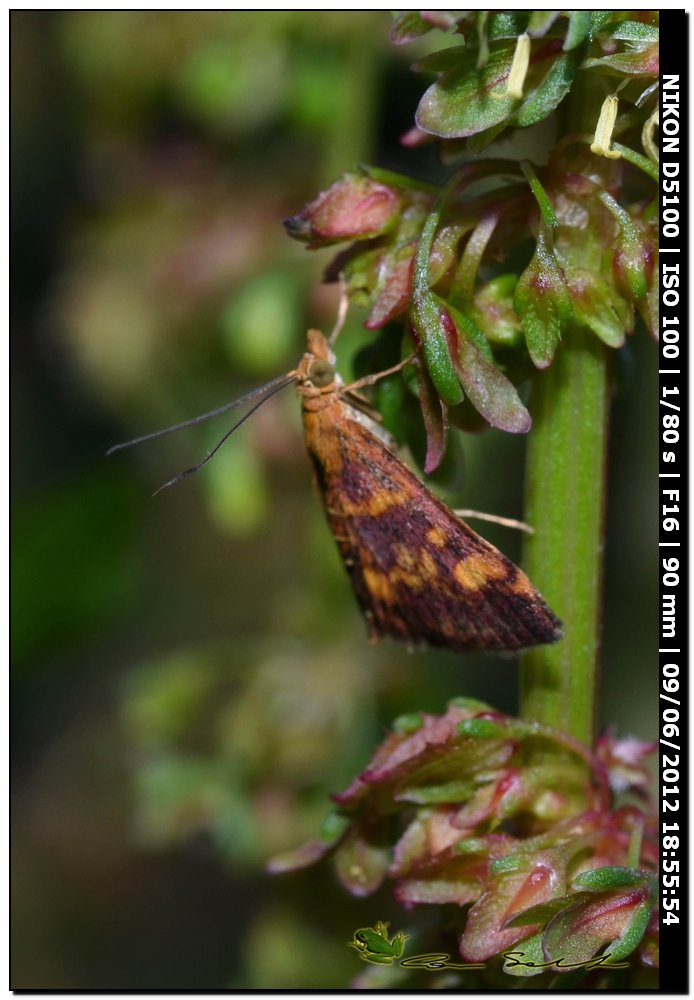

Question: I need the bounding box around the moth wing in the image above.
[315,415,561,653]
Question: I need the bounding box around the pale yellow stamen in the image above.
[641,106,659,164]
[590,95,622,160]
[494,33,530,101]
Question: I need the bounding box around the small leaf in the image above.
[514,224,572,368]
[460,860,555,962]
[501,932,547,977]
[448,696,495,713]
[266,810,351,873]
[506,892,593,928]
[391,9,462,44]
[567,268,626,348]
[582,42,659,77]
[413,360,449,474]
[572,866,654,891]
[609,21,659,44]
[266,838,333,874]
[413,45,470,75]
[334,826,389,897]
[390,11,436,45]
[365,247,415,329]
[487,12,530,39]
[471,274,523,347]
[397,778,484,806]
[419,36,573,139]
[527,11,560,38]
[512,46,583,128]
[392,712,425,736]
[416,45,518,139]
[457,718,507,739]
[320,810,352,843]
[410,202,465,406]
[410,293,464,406]
[563,11,592,50]
[441,307,531,432]
[590,11,615,33]
[541,887,652,966]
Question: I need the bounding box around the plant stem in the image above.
[519,327,611,744]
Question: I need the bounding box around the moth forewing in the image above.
[297,330,562,653]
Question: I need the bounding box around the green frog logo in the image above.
[348,921,409,965]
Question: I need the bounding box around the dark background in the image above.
[11,11,657,989]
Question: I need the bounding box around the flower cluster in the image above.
[285,12,658,472]
[270,699,658,983]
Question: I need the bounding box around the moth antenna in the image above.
[341,354,415,393]
[153,376,293,496]
[454,510,535,535]
[106,373,296,455]
[327,280,350,346]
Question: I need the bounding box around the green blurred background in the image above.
[11,11,657,989]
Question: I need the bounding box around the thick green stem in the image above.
[520,328,611,744]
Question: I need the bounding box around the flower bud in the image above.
[284,173,401,245]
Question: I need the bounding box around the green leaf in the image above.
[471,274,523,347]
[416,44,518,139]
[412,360,449,474]
[521,161,558,227]
[445,301,495,362]
[501,932,547,977]
[527,12,560,38]
[610,21,659,44]
[506,892,593,928]
[391,9,461,44]
[392,712,425,735]
[582,42,659,77]
[448,696,495,712]
[590,11,616,33]
[414,45,471,75]
[511,45,583,128]
[335,827,389,897]
[410,290,464,406]
[567,268,626,348]
[411,200,465,406]
[572,866,654,891]
[396,779,480,805]
[396,874,481,906]
[364,245,415,329]
[390,11,436,45]
[564,11,592,50]
[445,307,531,432]
[320,810,352,843]
[457,718,507,739]
[487,12,530,39]
[607,897,654,962]
[360,163,438,195]
[542,887,652,966]
[514,225,572,368]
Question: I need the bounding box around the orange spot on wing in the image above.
[363,567,396,604]
[510,571,536,598]
[454,553,508,591]
[426,526,447,548]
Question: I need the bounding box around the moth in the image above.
[295,330,561,653]
[109,329,562,653]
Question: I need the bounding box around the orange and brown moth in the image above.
[295,329,561,653]
[109,328,562,653]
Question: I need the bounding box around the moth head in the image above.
[306,358,336,388]
[296,329,338,393]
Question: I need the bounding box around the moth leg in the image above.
[454,509,535,535]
